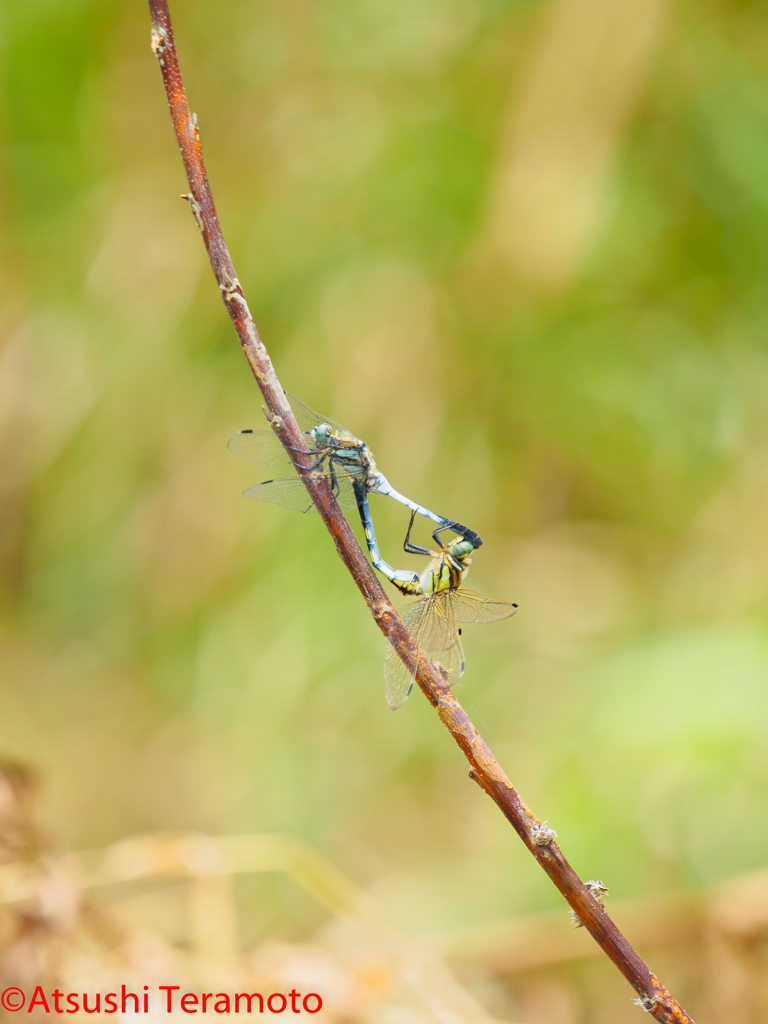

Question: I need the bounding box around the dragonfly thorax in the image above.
[307,423,381,490]
[421,546,471,596]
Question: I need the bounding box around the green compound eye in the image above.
[453,540,474,558]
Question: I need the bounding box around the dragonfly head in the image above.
[309,423,333,446]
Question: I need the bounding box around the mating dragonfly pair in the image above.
[229,394,517,710]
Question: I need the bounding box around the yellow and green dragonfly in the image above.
[228,392,481,547]
[356,498,517,711]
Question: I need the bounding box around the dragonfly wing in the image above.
[285,392,353,440]
[403,589,513,700]
[244,477,319,513]
[228,429,301,471]
[417,592,458,653]
[417,598,466,688]
[326,475,359,511]
[431,633,465,688]
[448,588,518,624]
[383,595,465,710]
[384,589,510,710]
[230,393,350,471]
[243,474,358,513]
[383,648,416,712]
[416,594,466,687]
[383,600,430,711]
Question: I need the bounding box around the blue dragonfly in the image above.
[229,392,481,547]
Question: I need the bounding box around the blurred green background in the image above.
[2,0,768,952]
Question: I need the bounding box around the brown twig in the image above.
[146,4,696,1020]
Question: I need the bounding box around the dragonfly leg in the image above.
[430,522,456,548]
[287,448,326,471]
[328,460,342,500]
[403,510,434,557]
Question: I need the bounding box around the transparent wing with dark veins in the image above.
[384,600,427,712]
[228,389,354,469]
[285,392,355,440]
[228,429,301,472]
[430,635,465,689]
[448,589,518,624]
[243,474,358,513]
[418,593,465,687]
[383,593,466,711]
[229,391,363,490]
[414,591,458,653]
[383,588,515,711]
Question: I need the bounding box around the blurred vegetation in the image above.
[2,0,768,981]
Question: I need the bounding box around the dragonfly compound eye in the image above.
[311,424,332,445]
[453,540,474,559]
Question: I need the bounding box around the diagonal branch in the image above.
[146,4,695,1021]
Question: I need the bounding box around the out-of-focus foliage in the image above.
[2,0,768,993]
